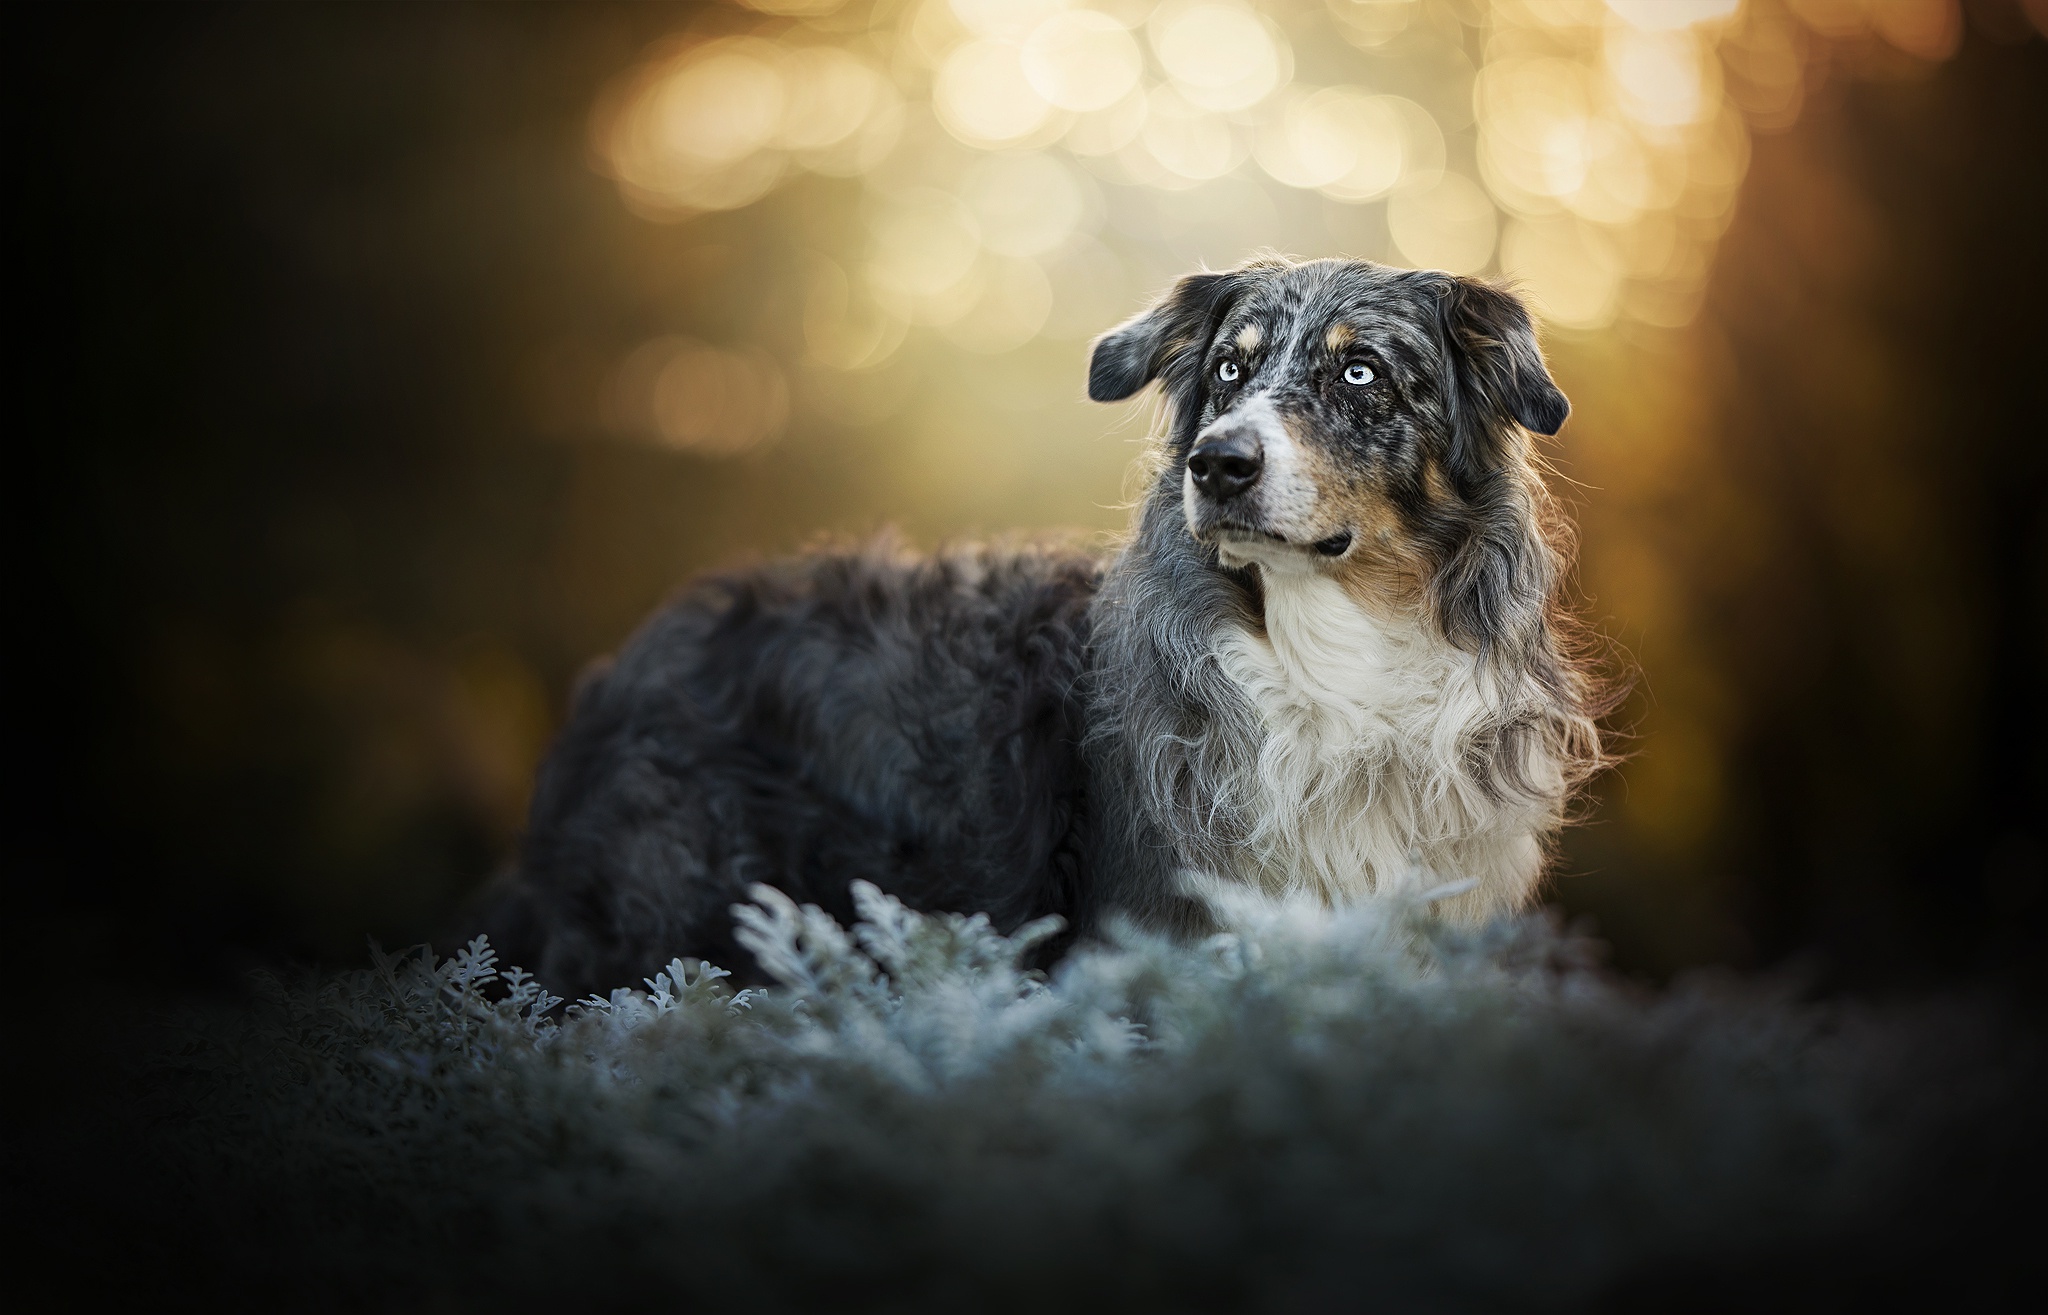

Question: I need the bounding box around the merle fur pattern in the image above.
[483,257,1607,995]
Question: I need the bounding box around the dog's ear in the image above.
[1088,270,1244,402]
[1423,275,1566,657]
[1441,270,1564,446]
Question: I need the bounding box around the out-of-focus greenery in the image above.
[139,882,2006,1308]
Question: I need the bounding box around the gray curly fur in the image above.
[485,537,1103,994]
[480,256,1607,996]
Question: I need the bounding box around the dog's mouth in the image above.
[1203,522,1354,559]
[1208,522,1285,546]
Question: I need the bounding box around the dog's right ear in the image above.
[1087,271,1243,402]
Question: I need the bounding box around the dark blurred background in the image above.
[14,0,2046,994]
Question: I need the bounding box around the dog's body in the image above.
[487,257,1606,994]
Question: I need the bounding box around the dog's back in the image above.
[485,537,1101,995]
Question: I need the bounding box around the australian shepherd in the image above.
[484,256,1610,993]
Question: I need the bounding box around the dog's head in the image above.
[1090,257,1567,644]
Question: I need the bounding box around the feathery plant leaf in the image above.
[149,880,2011,1312]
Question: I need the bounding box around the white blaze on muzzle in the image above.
[1185,392,1325,558]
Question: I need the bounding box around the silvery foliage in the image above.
[166,879,1943,1311]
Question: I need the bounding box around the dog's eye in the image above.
[1217,360,1240,382]
[1343,362,1376,386]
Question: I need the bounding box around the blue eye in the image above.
[1217,360,1240,382]
[1344,362,1376,386]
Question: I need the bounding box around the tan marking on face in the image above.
[1324,323,1355,354]
[1423,459,1457,507]
[1332,512,1430,615]
[1235,323,1263,354]
[1283,434,1429,615]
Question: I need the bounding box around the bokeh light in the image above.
[568,0,1989,975]
[604,337,791,456]
[1151,1,1289,112]
[1389,172,1497,273]
[1023,9,1146,110]
[592,0,1965,408]
[65,0,2015,973]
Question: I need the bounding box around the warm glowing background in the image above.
[21,0,2046,987]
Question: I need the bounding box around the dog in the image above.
[481,256,1608,995]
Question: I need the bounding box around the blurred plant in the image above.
[153,877,2009,1306]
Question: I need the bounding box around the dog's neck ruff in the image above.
[1204,549,1560,918]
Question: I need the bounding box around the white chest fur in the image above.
[1208,557,1561,918]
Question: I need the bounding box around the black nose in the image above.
[1187,435,1264,501]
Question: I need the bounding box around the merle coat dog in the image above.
[484,256,1608,994]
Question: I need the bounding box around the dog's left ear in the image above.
[1436,275,1569,450]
